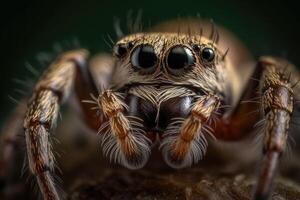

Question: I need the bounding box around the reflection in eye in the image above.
[131,45,158,71]
[166,46,195,72]
[201,47,215,62]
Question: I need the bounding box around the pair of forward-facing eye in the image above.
[114,44,215,74]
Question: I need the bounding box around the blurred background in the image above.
[0,0,299,124]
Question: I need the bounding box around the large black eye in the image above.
[166,46,195,72]
[201,47,215,62]
[131,45,157,71]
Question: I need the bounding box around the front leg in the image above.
[160,94,220,168]
[254,56,295,200]
[24,50,89,200]
[98,90,151,169]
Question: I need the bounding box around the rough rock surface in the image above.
[67,167,300,200]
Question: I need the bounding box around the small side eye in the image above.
[113,42,134,58]
[192,44,201,52]
[201,47,215,62]
[166,46,195,73]
[130,45,158,72]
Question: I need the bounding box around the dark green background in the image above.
[0,0,299,124]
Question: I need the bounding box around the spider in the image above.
[0,18,299,200]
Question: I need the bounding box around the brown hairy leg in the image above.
[254,56,296,200]
[23,50,89,200]
[1,52,115,199]
[98,90,151,169]
[213,55,300,200]
[162,94,220,168]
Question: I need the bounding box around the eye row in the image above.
[113,43,215,74]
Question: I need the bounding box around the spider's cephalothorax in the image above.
[99,32,229,169]
[1,19,299,200]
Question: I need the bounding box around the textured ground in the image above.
[67,167,300,200]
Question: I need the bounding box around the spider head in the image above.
[111,32,229,97]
